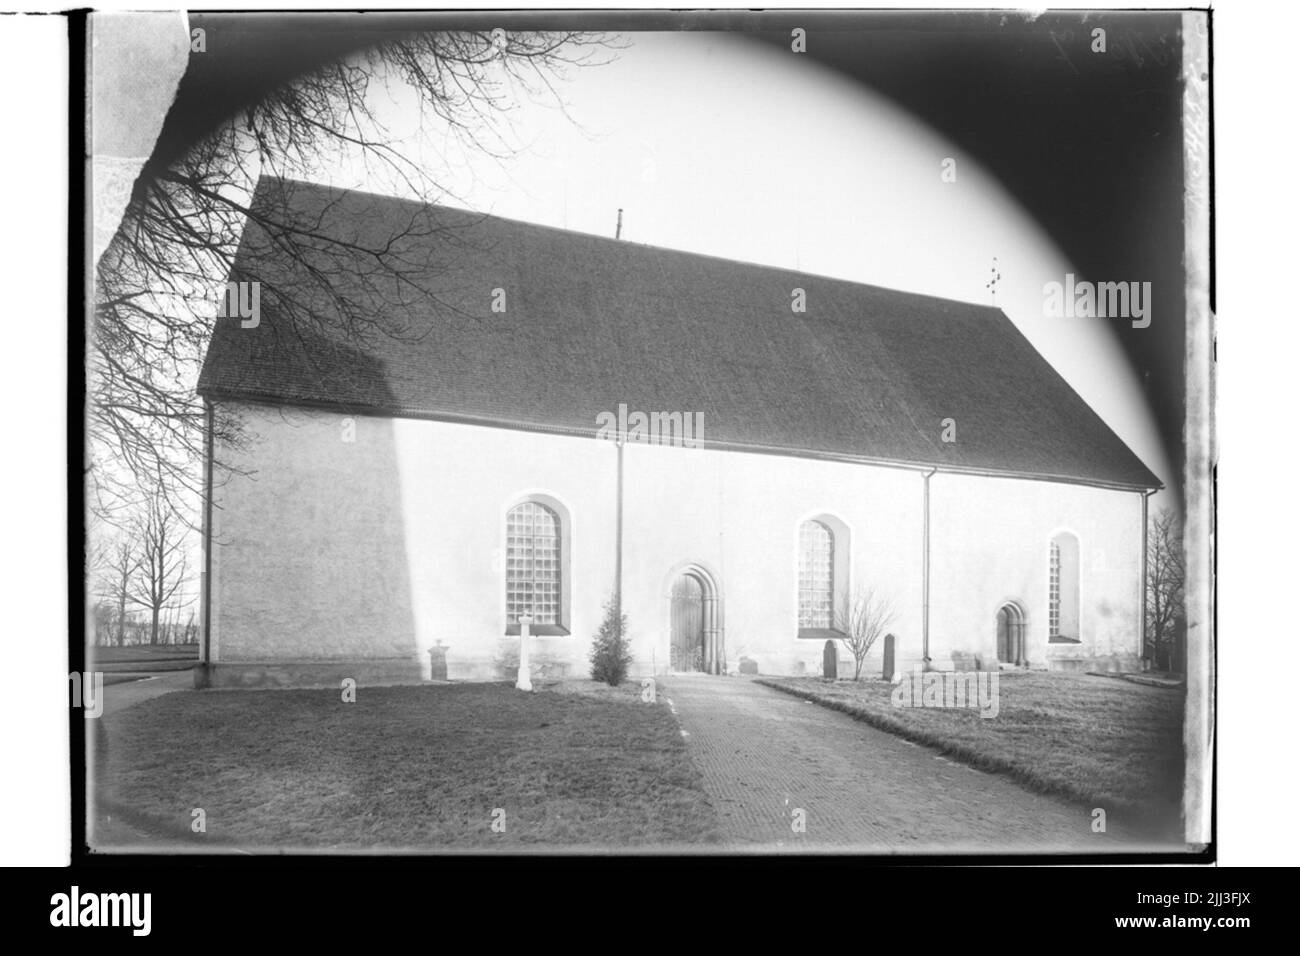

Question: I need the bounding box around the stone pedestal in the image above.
[516,615,533,691]
[428,642,448,681]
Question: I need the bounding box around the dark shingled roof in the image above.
[198,177,1160,490]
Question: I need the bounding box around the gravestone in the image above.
[882,634,896,680]
[823,640,837,680]
[428,642,448,681]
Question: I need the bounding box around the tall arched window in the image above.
[1049,532,1080,643]
[1049,540,1061,635]
[799,520,835,630]
[507,500,562,629]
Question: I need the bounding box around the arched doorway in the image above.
[996,602,1027,666]
[668,565,723,674]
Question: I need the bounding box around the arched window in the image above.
[1049,541,1061,635]
[506,500,563,630]
[1049,532,1080,643]
[799,520,835,630]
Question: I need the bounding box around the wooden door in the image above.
[671,574,705,671]
[997,604,1024,665]
[997,606,1012,663]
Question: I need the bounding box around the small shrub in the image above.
[589,598,633,686]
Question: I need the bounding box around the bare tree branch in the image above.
[90,30,619,526]
[835,587,897,681]
[1145,508,1185,671]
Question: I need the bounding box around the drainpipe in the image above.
[615,433,624,623]
[715,452,725,675]
[201,399,214,670]
[1139,488,1153,665]
[613,216,626,634]
[922,468,937,670]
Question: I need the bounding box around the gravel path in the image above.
[661,675,1158,853]
[89,670,198,851]
[99,670,196,717]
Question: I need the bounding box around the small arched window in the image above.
[506,500,562,629]
[799,520,835,630]
[1049,532,1080,643]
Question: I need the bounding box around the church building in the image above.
[195,177,1160,687]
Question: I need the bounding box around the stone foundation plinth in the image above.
[194,659,423,689]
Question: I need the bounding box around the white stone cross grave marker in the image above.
[516,613,533,691]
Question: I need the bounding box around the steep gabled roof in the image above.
[198,177,1160,490]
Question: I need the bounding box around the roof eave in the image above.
[198,387,1164,494]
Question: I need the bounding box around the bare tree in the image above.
[97,535,140,647]
[90,29,615,522]
[127,491,192,645]
[835,587,897,681]
[1145,508,1185,672]
[91,601,115,647]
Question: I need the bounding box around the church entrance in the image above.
[996,602,1027,666]
[671,574,704,671]
[668,566,723,673]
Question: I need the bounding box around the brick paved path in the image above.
[661,675,1162,853]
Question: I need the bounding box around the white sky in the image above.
[316,31,1173,499]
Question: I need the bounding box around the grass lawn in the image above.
[99,681,719,850]
[758,673,1183,834]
